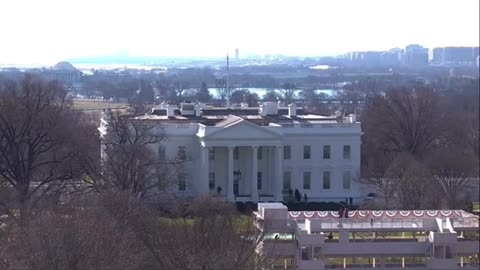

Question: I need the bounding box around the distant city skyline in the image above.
[0,0,478,65]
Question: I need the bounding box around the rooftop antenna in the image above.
[226,53,231,107]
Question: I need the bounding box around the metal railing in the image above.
[306,218,424,231]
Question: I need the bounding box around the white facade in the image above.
[255,203,480,270]
[102,102,363,202]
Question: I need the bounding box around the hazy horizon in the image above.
[0,0,478,66]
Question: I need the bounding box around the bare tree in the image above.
[427,148,479,209]
[299,89,332,115]
[386,154,439,209]
[2,190,273,270]
[215,78,229,105]
[1,195,154,270]
[173,80,187,100]
[104,195,271,270]
[362,87,442,158]
[359,151,397,209]
[98,110,188,202]
[0,75,83,225]
[280,82,296,104]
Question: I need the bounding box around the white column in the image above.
[201,146,210,194]
[251,146,259,201]
[227,146,234,201]
[275,145,283,201]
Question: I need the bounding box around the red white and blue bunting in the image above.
[287,209,476,220]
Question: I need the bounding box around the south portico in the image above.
[197,116,284,202]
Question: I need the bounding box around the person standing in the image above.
[338,207,344,228]
[295,189,301,202]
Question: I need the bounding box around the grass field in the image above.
[72,99,129,111]
[158,215,253,233]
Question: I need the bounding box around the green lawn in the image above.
[158,215,253,233]
[72,99,129,111]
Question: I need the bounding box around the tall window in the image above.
[209,172,215,190]
[257,146,262,160]
[234,147,239,160]
[283,171,291,190]
[343,145,351,159]
[178,172,186,191]
[323,145,331,159]
[343,171,351,189]
[178,146,187,161]
[284,145,291,160]
[257,172,262,190]
[209,148,215,161]
[158,145,166,160]
[323,171,331,189]
[303,171,311,190]
[303,145,311,160]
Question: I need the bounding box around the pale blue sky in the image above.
[0,0,478,65]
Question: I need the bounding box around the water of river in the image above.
[208,88,337,99]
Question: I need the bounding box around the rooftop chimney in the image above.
[259,102,278,116]
[166,105,175,117]
[194,104,202,117]
[347,114,356,123]
[288,103,297,117]
[180,102,195,116]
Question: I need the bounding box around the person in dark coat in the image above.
[337,207,344,228]
[344,207,349,218]
[349,197,353,207]
[294,189,301,202]
[304,193,308,202]
[288,188,293,198]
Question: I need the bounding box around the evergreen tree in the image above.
[196,82,212,103]
[138,79,154,103]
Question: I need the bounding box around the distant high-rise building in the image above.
[404,44,428,66]
[381,48,403,66]
[432,47,480,65]
[235,48,239,60]
[347,48,403,67]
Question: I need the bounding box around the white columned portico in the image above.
[251,146,259,201]
[201,146,209,194]
[275,145,283,201]
[227,146,235,201]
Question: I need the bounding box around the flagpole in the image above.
[226,53,230,107]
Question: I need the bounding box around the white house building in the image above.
[254,203,480,270]
[99,102,363,202]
